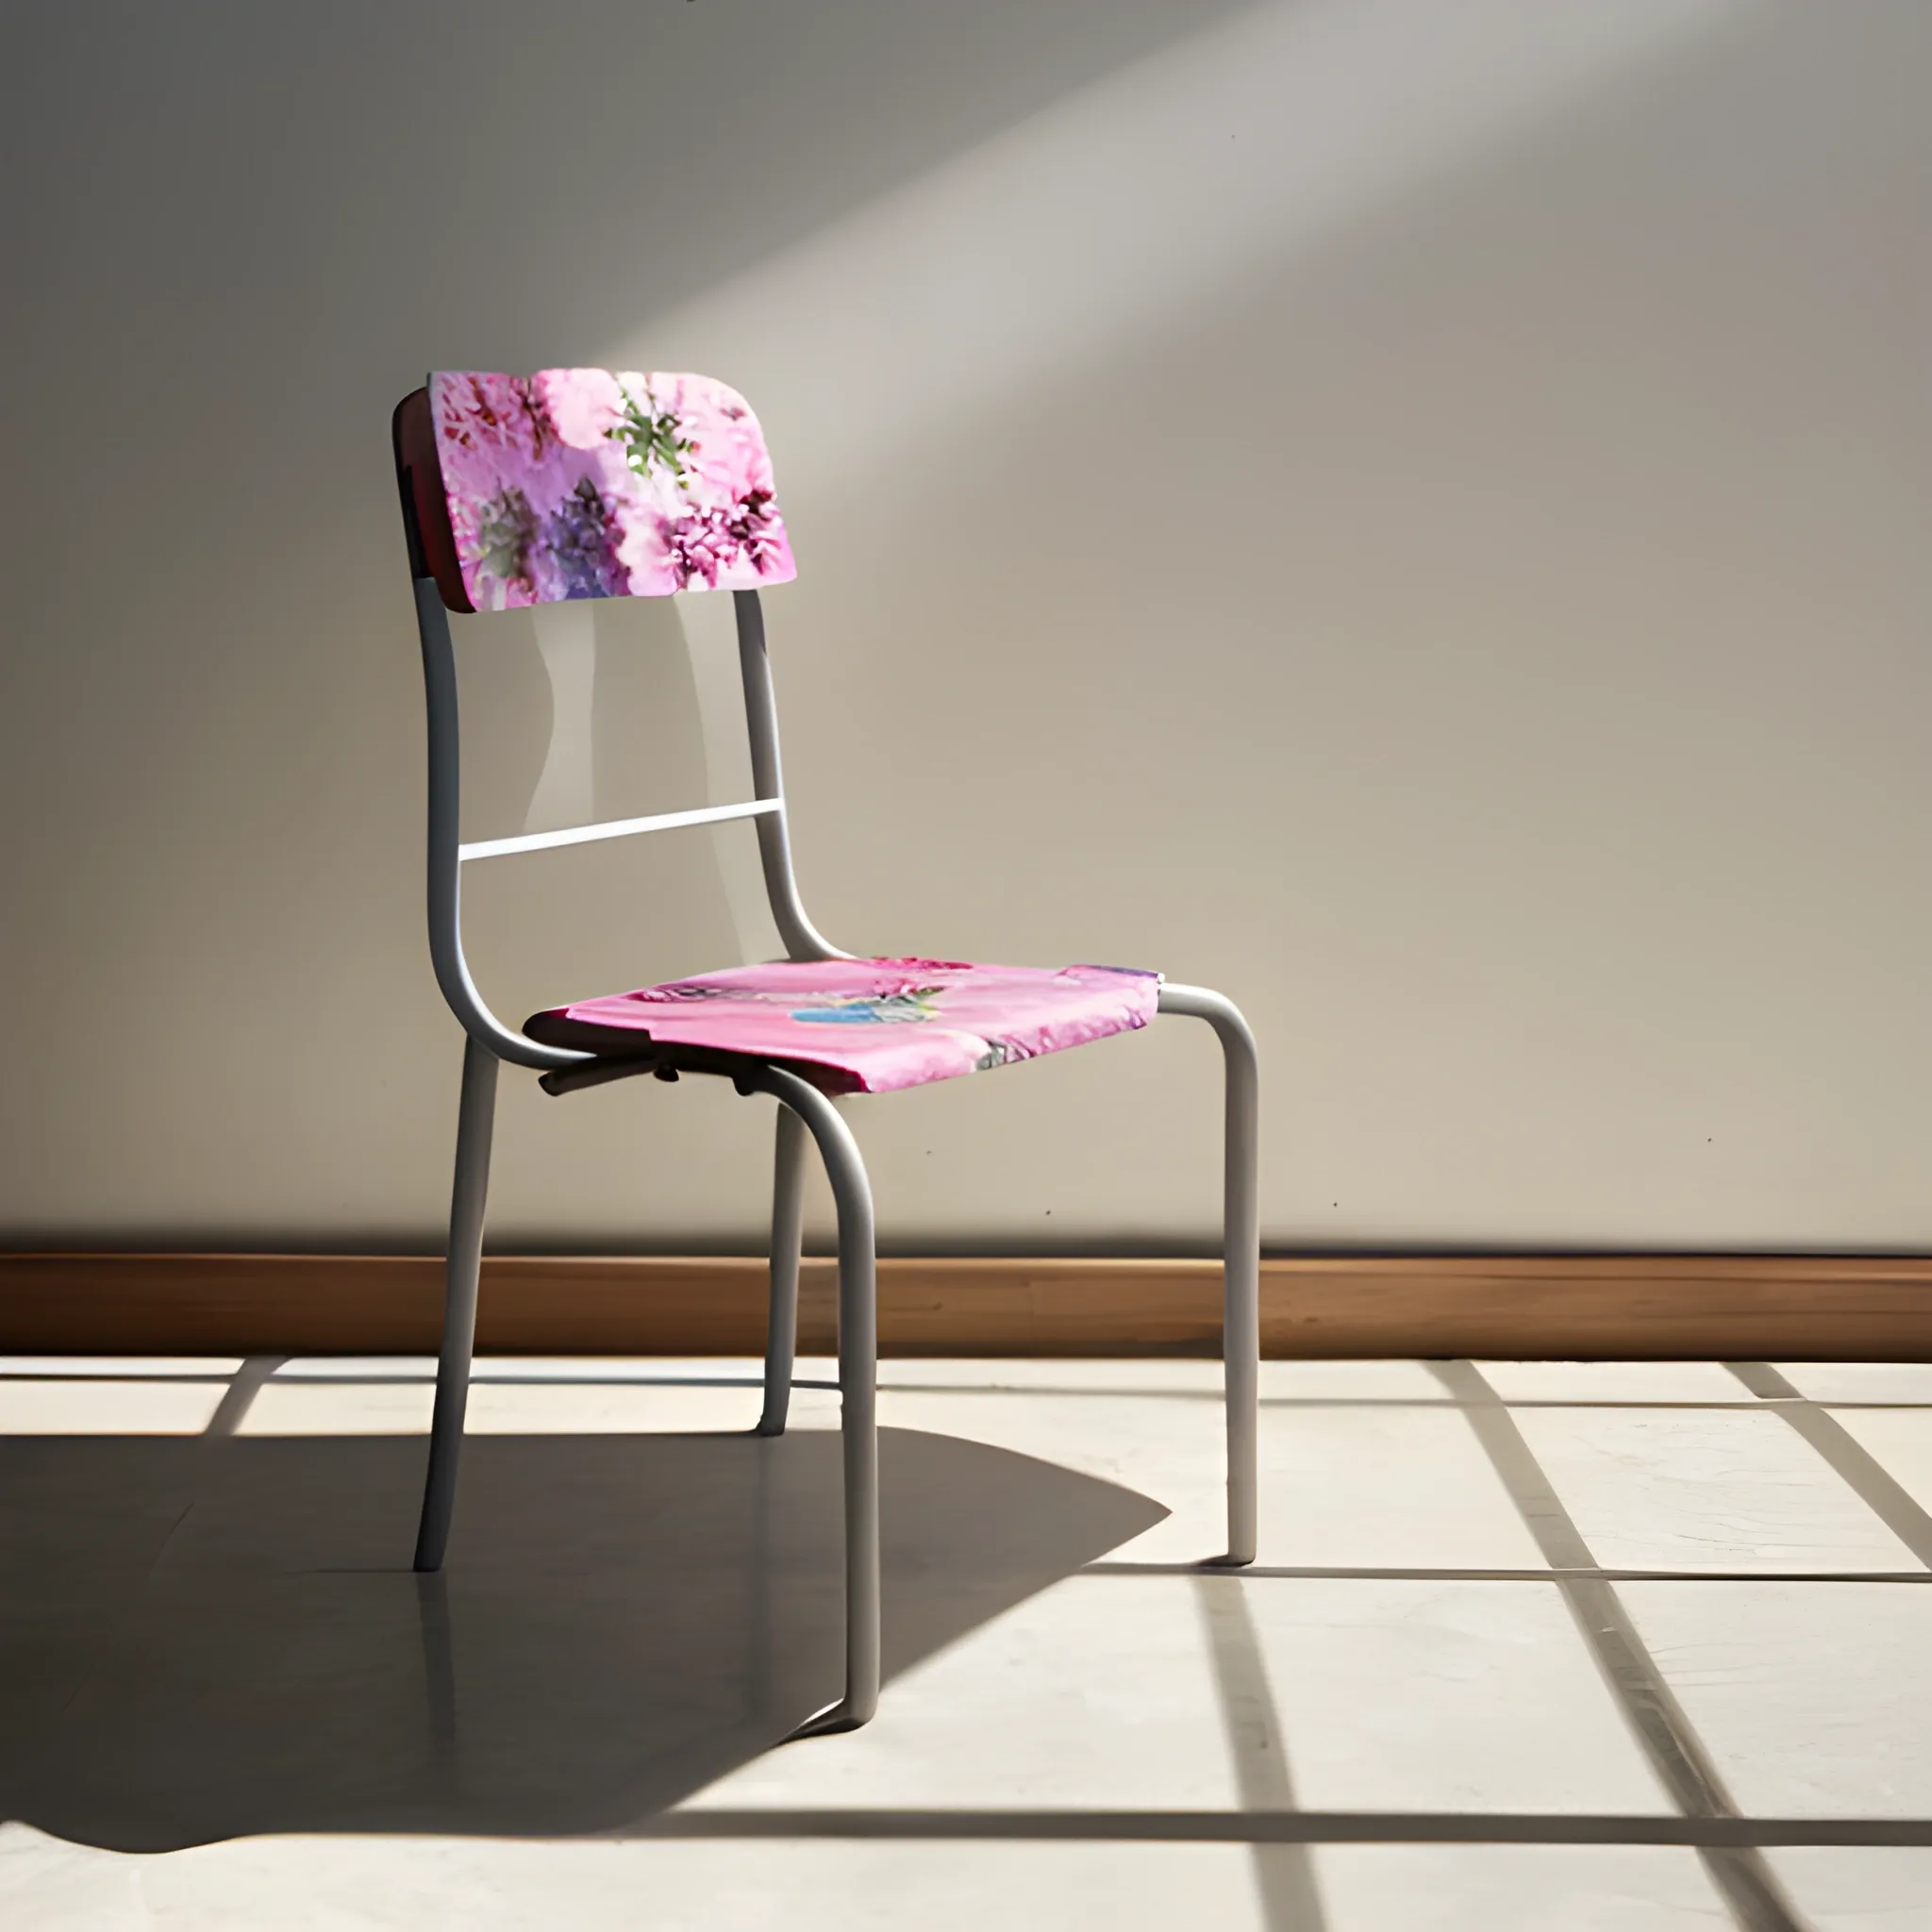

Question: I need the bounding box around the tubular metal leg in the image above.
[414,1035,500,1574]
[748,1067,879,1736]
[758,1102,808,1436]
[1158,984,1260,1566]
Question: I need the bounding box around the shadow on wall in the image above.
[452,591,758,1017]
[0,1426,1164,1850]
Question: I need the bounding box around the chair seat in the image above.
[525,958,1162,1094]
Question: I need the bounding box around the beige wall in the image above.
[4,0,1929,1255]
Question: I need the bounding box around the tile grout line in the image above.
[10,1363,1932,1414]
[1193,1575,1329,1931]
[1088,1563,1932,1584]
[1724,1363,1932,1569]
[1427,1360,1816,1932]
[637,1808,1932,1847]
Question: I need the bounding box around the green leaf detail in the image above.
[608,382,693,485]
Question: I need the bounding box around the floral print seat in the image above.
[525,959,1163,1095]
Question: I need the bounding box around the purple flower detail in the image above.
[543,476,627,600]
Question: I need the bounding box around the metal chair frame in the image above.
[402,507,1259,1742]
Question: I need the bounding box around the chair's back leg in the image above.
[751,1069,879,1737]
[829,1131,881,1728]
[758,1102,808,1436]
[414,1035,500,1573]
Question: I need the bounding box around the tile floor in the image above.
[4,1355,1932,1928]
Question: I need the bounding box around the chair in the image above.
[391,368,1259,1737]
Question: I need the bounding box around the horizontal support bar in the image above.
[458,798,780,862]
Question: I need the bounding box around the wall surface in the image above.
[3,0,1929,1255]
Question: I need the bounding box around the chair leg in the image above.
[1157,984,1260,1566]
[751,1068,879,1737]
[414,1035,499,1574]
[757,1101,808,1436]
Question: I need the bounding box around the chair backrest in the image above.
[392,369,841,1072]
[397,368,796,614]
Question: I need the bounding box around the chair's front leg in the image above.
[749,1067,879,1736]
[414,1034,500,1573]
[758,1102,808,1436]
[1157,984,1259,1566]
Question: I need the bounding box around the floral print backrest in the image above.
[417,369,796,613]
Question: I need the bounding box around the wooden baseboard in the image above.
[3,1253,1929,1359]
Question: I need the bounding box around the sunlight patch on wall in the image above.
[608,0,1747,484]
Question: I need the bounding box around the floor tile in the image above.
[1774,1364,1932,1406]
[0,1378,228,1435]
[0,1358,242,1379]
[1477,1361,1750,1405]
[1818,1407,1932,1521]
[1259,1358,1457,1402]
[599,1840,1265,1932]
[0,1825,145,1932]
[0,1827,1770,1932]
[1245,1579,1674,1813]
[875,1358,1454,1400]
[683,1574,1237,1811]
[1252,1406,1549,1569]
[1510,1407,1923,1572]
[1312,1843,1731,1929]
[877,1357,1228,1394]
[466,1380,841,1434]
[242,1360,842,1436]
[237,1378,434,1435]
[1763,1849,1932,1930]
[269,1356,823,1386]
[879,1384,1545,1566]
[473,1355,838,1388]
[267,1356,436,1381]
[0,1825,1270,1932]
[1619,1581,1932,1815]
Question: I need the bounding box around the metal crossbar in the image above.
[457,797,780,863]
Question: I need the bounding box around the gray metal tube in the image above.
[743,1065,878,1732]
[758,1101,808,1436]
[1158,983,1260,1565]
[417,578,590,1072]
[733,591,850,963]
[414,1034,499,1572]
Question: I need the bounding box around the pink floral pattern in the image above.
[428,368,796,610]
[528,960,1162,1094]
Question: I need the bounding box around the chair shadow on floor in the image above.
[0,1425,1166,1852]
